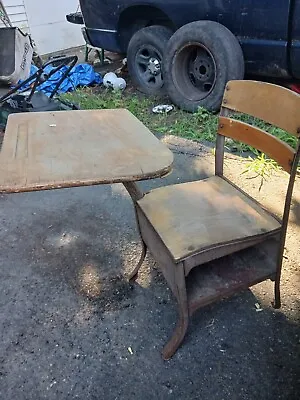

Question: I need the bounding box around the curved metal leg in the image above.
[162,313,189,360]
[123,182,147,282]
[162,263,189,360]
[128,240,147,282]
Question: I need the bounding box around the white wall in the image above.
[23,0,84,54]
[1,0,84,54]
[2,0,29,32]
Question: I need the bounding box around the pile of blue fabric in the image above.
[21,63,102,96]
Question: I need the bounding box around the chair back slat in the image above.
[218,117,295,173]
[222,80,300,137]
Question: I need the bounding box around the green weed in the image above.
[242,151,280,191]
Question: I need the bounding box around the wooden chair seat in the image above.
[138,176,281,262]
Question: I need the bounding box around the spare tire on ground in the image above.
[127,25,173,95]
[164,21,245,112]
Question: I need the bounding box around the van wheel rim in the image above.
[135,45,163,89]
[172,43,217,101]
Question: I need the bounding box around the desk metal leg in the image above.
[123,182,147,281]
[123,181,144,201]
[128,240,147,281]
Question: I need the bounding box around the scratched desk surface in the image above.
[0,109,173,193]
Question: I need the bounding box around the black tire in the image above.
[127,25,173,95]
[164,21,244,112]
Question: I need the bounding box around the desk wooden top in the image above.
[0,109,173,193]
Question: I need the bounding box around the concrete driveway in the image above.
[0,136,299,400]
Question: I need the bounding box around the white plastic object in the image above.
[152,104,174,114]
[103,72,126,90]
[115,77,126,90]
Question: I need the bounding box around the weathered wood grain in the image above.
[138,176,281,262]
[0,109,173,193]
[223,80,300,136]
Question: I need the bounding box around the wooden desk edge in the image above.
[0,164,173,194]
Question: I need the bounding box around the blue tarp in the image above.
[20,63,102,96]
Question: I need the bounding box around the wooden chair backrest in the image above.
[215,80,300,226]
[215,80,300,176]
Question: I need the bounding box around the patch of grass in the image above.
[62,89,218,143]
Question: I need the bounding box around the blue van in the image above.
[68,1,300,111]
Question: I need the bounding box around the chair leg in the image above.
[128,240,147,282]
[273,245,284,309]
[162,264,189,360]
[162,310,189,360]
[274,279,281,309]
